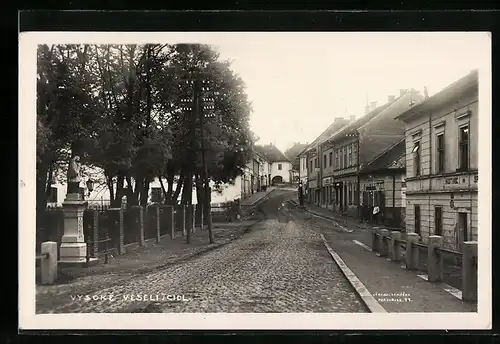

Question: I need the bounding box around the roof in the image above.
[284,143,309,161]
[254,144,291,163]
[300,118,352,155]
[325,101,395,143]
[395,70,478,121]
[360,138,406,173]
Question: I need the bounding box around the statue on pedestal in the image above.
[67,155,81,195]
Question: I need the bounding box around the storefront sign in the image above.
[323,177,333,185]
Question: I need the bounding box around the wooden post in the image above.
[405,233,420,270]
[155,205,161,243]
[462,241,478,302]
[427,235,444,282]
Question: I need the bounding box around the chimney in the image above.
[400,89,407,97]
[350,115,356,121]
[365,105,371,114]
[334,117,345,122]
[370,101,377,110]
[388,95,396,102]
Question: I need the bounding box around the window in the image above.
[47,187,58,203]
[414,205,421,234]
[344,147,348,168]
[329,152,333,167]
[459,126,469,170]
[458,212,469,244]
[79,187,85,200]
[278,163,282,170]
[413,141,421,176]
[310,160,313,172]
[353,143,357,165]
[339,149,343,169]
[348,183,352,205]
[335,149,339,169]
[323,154,327,168]
[434,206,443,236]
[315,158,318,168]
[353,184,358,205]
[348,145,353,166]
[436,133,445,173]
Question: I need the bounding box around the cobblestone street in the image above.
[36,192,366,313]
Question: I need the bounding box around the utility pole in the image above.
[199,79,215,244]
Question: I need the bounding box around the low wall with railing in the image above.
[36,200,245,276]
[371,228,477,303]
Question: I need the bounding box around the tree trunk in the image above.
[140,177,150,206]
[105,171,115,205]
[158,175,168,203]
[180,174,190,205]
[112,172,125,208]
[195,173,204,225]
[170,169,185,205]
[166,174,174,201]
[36,160,50,229]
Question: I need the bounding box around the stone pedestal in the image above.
[59,193,88,264]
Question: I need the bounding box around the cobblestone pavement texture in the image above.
[36,191,366,313]
[293,201,464,291]
[288,203,477,312]
[36,220,257,312]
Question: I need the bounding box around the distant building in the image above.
[285,142,309,184]
[300,117,352,205]
[254,144,293,184]
[395,70,478,251]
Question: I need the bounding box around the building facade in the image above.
[396,70,478,251]
[321,89,423,218]
[303,117,351,205]
[358,139,407,227]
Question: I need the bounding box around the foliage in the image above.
[36,43,254,211]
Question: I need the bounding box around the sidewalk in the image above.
[36,220,258,312]
[321,231,477,312]
[302,202,402,233]
[240,187,276,206]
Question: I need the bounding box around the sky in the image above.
[208,32,489,153]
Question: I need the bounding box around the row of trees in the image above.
[36,43,255,230]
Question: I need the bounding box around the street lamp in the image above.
[86,178,94,196]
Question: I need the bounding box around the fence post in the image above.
[390,231,401,261]
[105,234,110,264]
[41,241,58,285]
[181,205,187,237]
[155,205,161,243]
[405,233,420,270]
[139,206,145,247]
[378,229,389,257]
[185,205,194,235]
[462,241,478,302]
[199,204,204,230]
[92,209,99,259]
[118,201,126,255]
[427,235,444,282]
[372,228,378,253]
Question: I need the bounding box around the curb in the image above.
[320,233,387,313]
[299,208,353,233]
